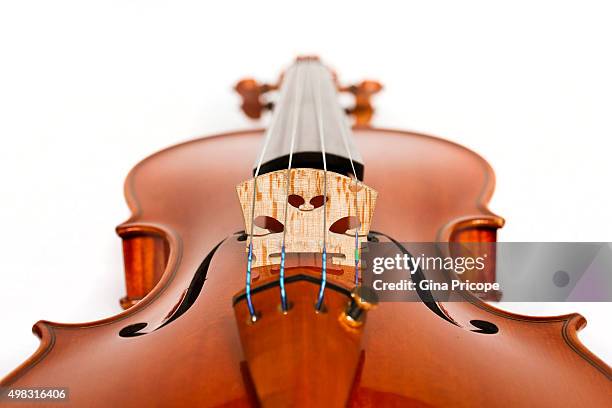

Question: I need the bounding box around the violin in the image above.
[1,56,610,407]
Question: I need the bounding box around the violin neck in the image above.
[254,58,364,180]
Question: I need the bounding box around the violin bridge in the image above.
[236,168,377,270]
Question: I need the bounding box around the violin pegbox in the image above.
[236,168,377,269]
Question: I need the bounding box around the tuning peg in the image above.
[340,80,383,127]
[234,78,278,119]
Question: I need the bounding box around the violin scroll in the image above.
[236,56,382,126]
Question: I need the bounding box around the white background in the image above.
[0,1,610,375]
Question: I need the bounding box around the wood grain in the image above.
[2,128,609,407]
[236,168,377,268]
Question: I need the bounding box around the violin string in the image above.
[279,62,305,313]
[245,64,296,322]
[314,62,329,311]
[326,79,362,286]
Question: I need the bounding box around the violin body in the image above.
[2,126,609,407]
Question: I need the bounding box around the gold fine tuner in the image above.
[341,286,379,328]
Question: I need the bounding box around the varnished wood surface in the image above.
[119,229,169,309]
[234,268,364,407]
[1,128,610,407]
